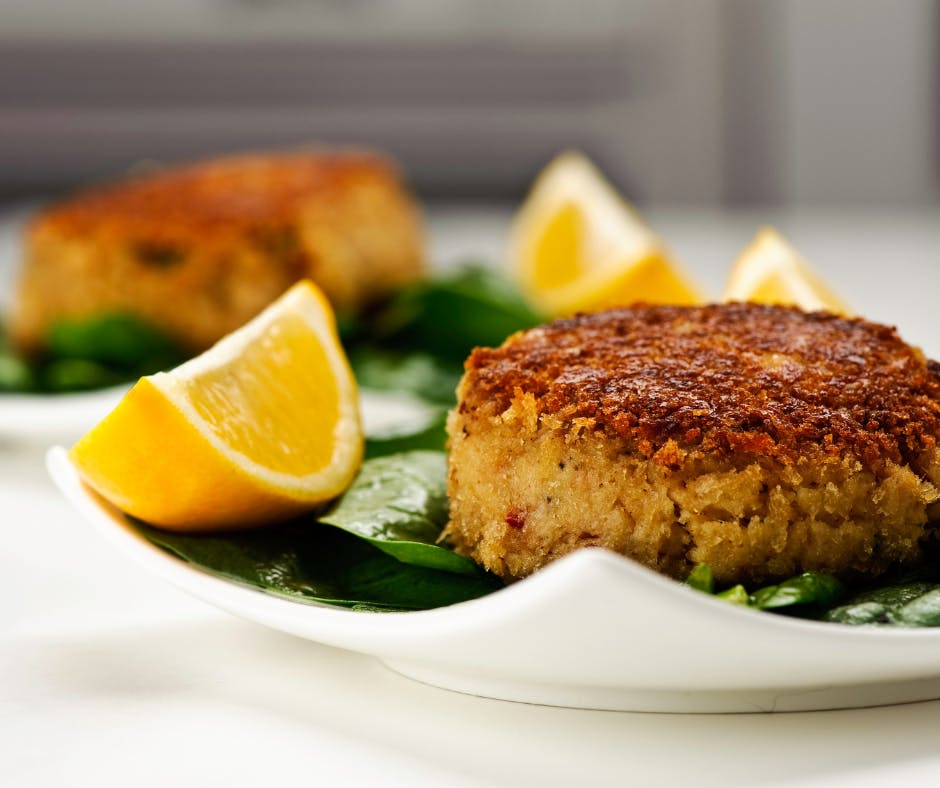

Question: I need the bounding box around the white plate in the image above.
[46,443,940,714]
[0,385,130,445]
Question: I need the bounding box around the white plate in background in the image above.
[0,386,432,447]
[0,385,129,446]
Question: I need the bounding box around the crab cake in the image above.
[9,150,424,353]
[443,303,940,586]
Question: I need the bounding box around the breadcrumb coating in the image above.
[446,304,940,584]
[9,149,424,352]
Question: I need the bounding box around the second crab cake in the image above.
[9,149,425,354]
[443,303,940,586]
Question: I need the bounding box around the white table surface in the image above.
[4,204,940,787]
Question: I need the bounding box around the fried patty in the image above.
[9,149,424,353]
[443,303,940,585]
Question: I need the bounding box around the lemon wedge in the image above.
[70,281,362,531]
[723,227,850,314]
[510,152,703,315]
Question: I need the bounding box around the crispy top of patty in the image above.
[33,150,400,240]
[461,303,940,471]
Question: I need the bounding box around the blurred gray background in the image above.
[0,0,936,207]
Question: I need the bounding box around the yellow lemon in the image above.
[723,227,850,314]
[70,281,362,531]
[510,152,703,315]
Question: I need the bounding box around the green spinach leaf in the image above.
[822,601,890,626]
[45,312,185,372]
[685,563,714,593]
[716,584,749,605]
[0,350,37,392]
[685,560,940,627]
[686,565,844,613]
[751,573,844,610]
[890,588,940,626]
[41,358,125,392]
[371,266,544,362]
[1,311,189,394]
[140,520,500,611]
[364,409,449,459]
[319,450,478,576]
[822,566,940,627]
[350,349,463,405]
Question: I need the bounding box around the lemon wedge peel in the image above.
[723,227,850,315]
[69,281,363,531]
[510,151,705,316]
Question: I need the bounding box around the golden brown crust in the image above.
[461,303,940,473]
[31,150,399,241]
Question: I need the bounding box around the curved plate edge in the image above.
[46,446,940,710]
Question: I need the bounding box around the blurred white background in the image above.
[0,0,936,206]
